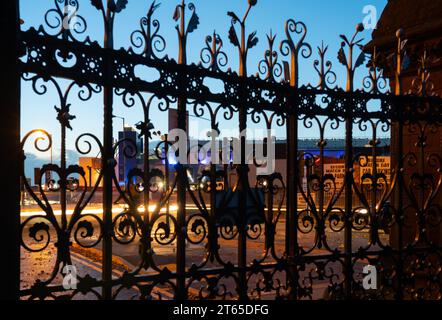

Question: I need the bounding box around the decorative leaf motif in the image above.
[55,106,76,130]
[158,221,170,239]
[114,0,128,13]
[67,164,85,177]
[29,222,49,241]
[354,39,364,46]
[191,218,205,234]
[339,34,349,45]
[149,168,164,181]
[90,0,103,11]
[247,31,259,50]
[228,25,239,47]
[401,39,408,51]
[227,11,239,23]
[118,217,135,234]
[402,54,411,70]
[147,0,161,19]
[108,0,116,11]
[387,52,395,67]
[337,47,347,66]
[354,52,366,69]
[173,6,180,21]
[187,11,200,34]
[77,220,94,238]
[136,120,155,139]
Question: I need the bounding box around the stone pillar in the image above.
[0,0,21,300]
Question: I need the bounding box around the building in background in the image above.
[117,127,144,184]
[79,157,102,188]
[184,138,390,189]
[168,108,189,136]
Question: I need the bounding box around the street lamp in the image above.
[112,114,126,129]
[113,114,127,184]
[36,130,53,188]
[187,114,211,123]
[49,133,53,165]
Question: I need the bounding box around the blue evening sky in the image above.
[19,0,388,161]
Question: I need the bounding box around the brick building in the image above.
[365,0,442,246]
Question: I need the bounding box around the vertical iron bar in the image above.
[318,129,325,242]
[175,91,187,301]
[394,30,404,300]
[281,19,310,299]
[102,9,114,300]
[165,135,170,219]
[370,130,377,245]
[237,81,248,300]
[344,108,353,299]
[265,176,273,252]
[176,0,187,300]
[208,128,219,269]
[341,29,362,299]
[0,0,21,301]
[142,110,151,269]
[236,15,250,300]
[396,112,404,300]
[286,98,298,300]
[60,124,67,230]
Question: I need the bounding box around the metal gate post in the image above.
[176,0,188,300]
[395,106,404,300]
[236,10,250,302]
[102,3,115,300]
[393,30,405,300]
[237,80,248,300]
[0,0,21,301]
[286,97,299,300]
[344,108,354,299]
[341,27,364,299]
[282,19,309,300]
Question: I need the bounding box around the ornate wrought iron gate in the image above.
[6,0,442,300]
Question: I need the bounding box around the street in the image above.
[20,202,386,300]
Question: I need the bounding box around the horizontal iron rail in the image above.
[20,30,442,122]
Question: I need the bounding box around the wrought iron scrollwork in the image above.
[17,0,442,301]
[200,32,228,72]
[311,42,337,90]
[129,1,166,59]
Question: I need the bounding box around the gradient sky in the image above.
[19,0,388,162]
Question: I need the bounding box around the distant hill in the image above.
[24,149,79,185]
